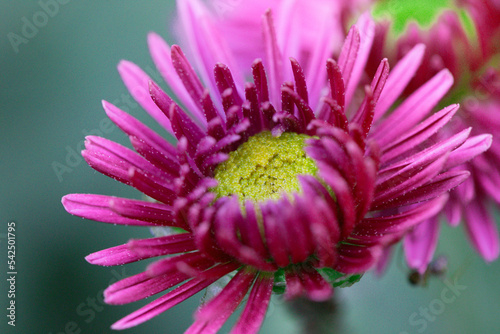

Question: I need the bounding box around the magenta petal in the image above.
[62,194,154,226]
[282,196,314,264]
[102,100,178,160]
[195,269,257,323]
[355,196,447,240]
[318,62,348,131]
[230,273,273,334]
[111,279,213,330]
[146,252,212,278]
[86,244,145,266]
[373,69,454,148]
[108,197,177,225]
[177,0,241,107]
[326,58,346,112]
[214,63,244,107]
[374,154,449,205]
[300,267,334,302]
[284,264,333,301]
[351,59,390,137]
[381,104,459,162]
[104,271,190,305]
[186,314,230,334]
[251,59,270,104]
[83,135,172,188]
[117,60,174,133]
[213,198,252,262]
[445,197,463,227]
[290,57,309,104]
[282,86,315,132]
[129,135,180,176]
[127,234,196,258]
[404,216,441,274]
[463,200,500,261]
[317,163,356,238]
[127,167,176,205]
[170,44,208,119]
[284,270,303,300]
[261,201,291,267]
[335,244,381,274]
[378,128,471,181]
[374,44,426,121]
[240,201,269,259]
[150,81,206,154]
[147,32,204,122]
[262,9,284,107]
[310,220,337,268]
[338,25,360,95]
[374,247,393,276]
[344,14,375,107]
[445,134,493,170]
[373,170,470,210]
[111,262,239,330]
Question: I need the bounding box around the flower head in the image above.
[367,0,500,273]
[62,0,489,332]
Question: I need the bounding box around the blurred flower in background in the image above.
[368,0,500,275]
[61,0,498,333]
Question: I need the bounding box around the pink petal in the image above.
[127,233,196,258]
[230,273,273,334]
[344,13,375,107]
[104,271,190,305]
[147,32,204,122]
[62,194,155,226]
[85,244,143,266]
[372,170,470,210]
[404,216,441,274]
[111,262,239,330]
[355,196,447,240]
[337,25,360,98]
[101,100,178,161]
[262,9,284,107]
[374,44,426,121]
[374,154,449,206]
[177,0,241,107]
[378,128,471,181]
[373,69,454,148]
[117,60,173,133]
[146,252,211,278]
[381,104,459,162]
[463,200,500,261]
[194,269,257,324]
[335,244,381,274]
[445,134,493,170]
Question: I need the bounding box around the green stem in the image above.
[287,296,345,334]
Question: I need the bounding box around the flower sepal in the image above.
[319,268,364,288]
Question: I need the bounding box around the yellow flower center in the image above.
[213,131,317,202]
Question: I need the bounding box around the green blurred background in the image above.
[1,1,499,333]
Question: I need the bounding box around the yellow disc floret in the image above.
[213,131,317,202]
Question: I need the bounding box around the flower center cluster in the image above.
[213,131,317,202]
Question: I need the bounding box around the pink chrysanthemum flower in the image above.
[367,1,500,273]
[62,1,490,332]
